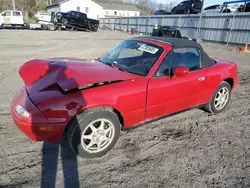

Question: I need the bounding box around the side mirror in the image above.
[174,66,189,77]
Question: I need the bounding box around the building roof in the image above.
[48,0,140,11]
[134,36,200,48]
[48,0,68,8]
[94,1,140,11]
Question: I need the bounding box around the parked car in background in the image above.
[151,26,198,42]
[35,11,53,25]
[55,10,99,31]
[171,0,203,14]
[204,1,250,14]
[203,4,238,13]
[242,2,250,12]
[154,9,172,15]
[0,10,24,27]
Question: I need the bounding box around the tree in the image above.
[123,0,177,15]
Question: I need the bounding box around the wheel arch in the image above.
[84,106,124,127]
[62,105,124,138]
[223,78,234,89]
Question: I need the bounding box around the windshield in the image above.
[179,1,192,6]
[99,40,164,76]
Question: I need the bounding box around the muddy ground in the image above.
[0,29,250,188]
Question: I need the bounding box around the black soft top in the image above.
[133,36,216,68]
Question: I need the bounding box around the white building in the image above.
[47,0,141,20]
[95,2,140,17]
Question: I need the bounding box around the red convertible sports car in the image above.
[11,37,239,158]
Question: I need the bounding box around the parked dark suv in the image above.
[55,10,99,31]
[171,0,203,14]
[245,2,250,12]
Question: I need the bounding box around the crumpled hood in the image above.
[19,58,137,104]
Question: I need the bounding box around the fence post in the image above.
[108,18,110,30]
[119,16,121,31]
[196,14,202,40]
[227,13,236,45]
[147,16,151,35]
[137,16,140,34]
[146,17,148,35]
[178,16,182,29]
[127,17,129,32]
[195,1,205,41]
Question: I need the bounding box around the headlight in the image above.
[15,105,30,118]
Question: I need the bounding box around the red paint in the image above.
[11,39,240,142]
[174,66,189,77]
[10,87,64,141]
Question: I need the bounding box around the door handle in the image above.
[198,77,205,81]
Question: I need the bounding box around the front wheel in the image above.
[92,25,99,32]
[67,107,121,158]
[203,81,232,114]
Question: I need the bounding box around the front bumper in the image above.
[10,87,65,141]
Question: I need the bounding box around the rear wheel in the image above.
[67,107,121,158]
[203,81,231,114]
[48,24,55,31]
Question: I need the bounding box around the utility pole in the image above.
[12,0,16,10]
[48,0,52,5]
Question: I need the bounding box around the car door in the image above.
[192,1,203,12]
[176,1,192,13]
[11,11,23,25]
[79,13,88,28]
[68,11,78,27]
[1,11,12,25]
[73,12,82,27]
[146,47,207,120]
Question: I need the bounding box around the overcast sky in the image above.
[157,0,225,7]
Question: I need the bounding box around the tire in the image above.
[184,8,190,14]
[61,18,67,24]
[67,107,121,158]
[49,24,55,31]
[223,9,231,13]
[91,25,98,32]
[203,81,232,114]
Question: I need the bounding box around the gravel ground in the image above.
[0,29,250,188]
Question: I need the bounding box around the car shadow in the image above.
[23,60,82,188]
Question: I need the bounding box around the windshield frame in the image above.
[98,39,164,77]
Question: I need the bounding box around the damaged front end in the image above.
[18,58,134,105]
[39,79,123,94]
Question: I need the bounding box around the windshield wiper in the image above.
[111,62,127,72]
[95,57,102,63]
